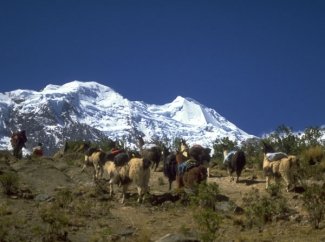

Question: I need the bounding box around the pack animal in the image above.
[82,148,124,180]
[164,140,210,190]
[223,148,246,182]
[163,152,177,190]
[261,141,300,191]
[137,136,162,171]
[263,153,300,191]
[103,157,151,203]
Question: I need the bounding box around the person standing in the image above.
[10,130,28,159]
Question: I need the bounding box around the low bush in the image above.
[190,183,223,242]
[39,204,70,241]
[302,146,324,165]
[302,183,325,229]
[242,188,289,228]
[299,147,325,181]
[0,172,19,195]
[55,188,74,209]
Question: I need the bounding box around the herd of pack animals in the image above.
[10,130,301,203]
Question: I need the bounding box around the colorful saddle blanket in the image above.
[178,159,198,175]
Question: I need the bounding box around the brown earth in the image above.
[0,151,324,242]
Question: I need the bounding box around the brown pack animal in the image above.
[104,157,151,203]
[137,136,162,171]
[82,147,125,180]
[168,140,210,190]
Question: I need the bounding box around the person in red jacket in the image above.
[32,143,43,157]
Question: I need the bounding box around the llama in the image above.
[261,141,300,191]
[263,153,300,191]
[81,147,124,180]
[163,152,177,190]
[137,136,162,171]
[223,148,246,182]
[104,157,151,203]
[176,142,210,190]
[163,141,211,191]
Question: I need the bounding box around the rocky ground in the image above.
[0,150,324,242]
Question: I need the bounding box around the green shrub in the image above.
[0,202,11,217]
[0,218,9,241]
[302,183,325,229]
[242,188,289,228]
[302,146,324,165]
[39,204,70,241]
[299,147,325,181]
[266,183,283,197]
[190,183,222,242]
[0,172,19,195]
[190,182,220,209]
[193,207,222,242]
[55,188,74,208]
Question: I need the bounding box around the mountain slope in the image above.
[0,81,255,155]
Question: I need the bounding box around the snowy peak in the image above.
[169,96,208,126]
[42,81,126,104]
[166,96,230,128]
[0,81,254,154]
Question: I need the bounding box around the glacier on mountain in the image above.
[0,81,255,155]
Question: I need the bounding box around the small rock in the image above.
[34,194,52,202]
[155,233,199,242]
[233,206,244,215]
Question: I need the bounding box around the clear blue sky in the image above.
[0,0,324,136]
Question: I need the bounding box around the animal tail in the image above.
[142,158,152,170]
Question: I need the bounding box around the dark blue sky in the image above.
[1,0,324,136]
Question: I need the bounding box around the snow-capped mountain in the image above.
[0,81,255,155]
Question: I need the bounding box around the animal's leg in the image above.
[235,170,241,183]
[98,166,104,179]
[153,161,159,172]
[137,186,144,203]
[265,175,270,189]
[168,179,172,191]
[228,168,234,182]
[207,167,210,178]
[93,163,102,180]
[176,175,184,188]
[121,185,128,204]
[280,171,291,192]
[82,155,89,172]
[274,174,282,189]
[92,166,97,181]
[109,183,114,197]
[151,162,157,171]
